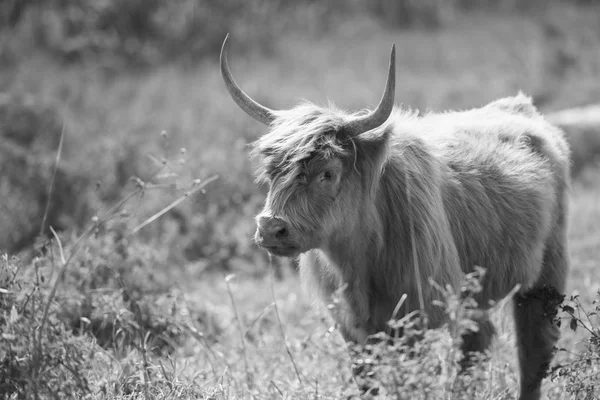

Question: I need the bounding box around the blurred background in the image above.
[1,1,599,398]
[1,0,599,267]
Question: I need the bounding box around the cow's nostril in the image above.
[257,216,289,243]
[275,227,287,239]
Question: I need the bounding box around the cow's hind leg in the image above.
[513,287,561,400]
[513,240,568,400]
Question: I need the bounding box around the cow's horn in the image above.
[347,44,396,135]
[220,34,276,125]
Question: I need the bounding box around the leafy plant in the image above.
[551,293,600,399]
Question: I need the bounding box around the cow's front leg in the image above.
[331,281,383,397]
[330,278,373,344]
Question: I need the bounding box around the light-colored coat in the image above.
[220,36,570,400]
[257,95,570,400]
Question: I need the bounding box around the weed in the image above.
[550,293,600,399]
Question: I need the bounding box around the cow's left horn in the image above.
[220,34,276,125]
[347,44,396,135]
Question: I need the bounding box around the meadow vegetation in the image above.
[1,1,599,399]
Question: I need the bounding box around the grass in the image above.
[1,3,600,399]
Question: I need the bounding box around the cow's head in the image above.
[221,35,396,257]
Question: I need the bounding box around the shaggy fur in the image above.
[251,93,570,400]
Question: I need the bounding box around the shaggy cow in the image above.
[220,35,570,400]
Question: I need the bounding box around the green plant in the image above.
[0,120,218,398]
[340,269,495,400]
[550,293,600,399]
[0,254,98,398]
[2,0,311,67]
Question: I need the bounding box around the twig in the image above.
[38,185,145,344]
[50,227,66,265]
[38,227,67,339]
[140,329,152,399]
[391,293,408,321]
[129,175,218,235]
[179,288,222,381]
[184,321,221,372]
[269,256,302,384]
[40,103,67,237]
[575,297,598,338]
[225,274,253,389]
[158,360,172,390]
[269,380,284,397]
[244,302,275,339]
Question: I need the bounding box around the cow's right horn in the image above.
[220,34,276,126]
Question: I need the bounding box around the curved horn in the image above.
[220,34,276,125]
[347,44,396,135]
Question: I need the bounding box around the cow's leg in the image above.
[513,288,561,400]
[513,238,568,400]
[459,310,496,370]
[331,300,379,396]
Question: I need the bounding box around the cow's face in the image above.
[219,34,396,257]
[255,147,346,257]
[251,111,391,258]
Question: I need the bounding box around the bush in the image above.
[0,255,98,398]
[59,232,182,352]
[551,293,600,399]
[0,250,211,398]
[367,0,456,29]
[341,268,600,399]
[4,0,296,67]
[0,165,222,397]
[0,94,95,253]
[2,0,576,67]
[337,269,493,399]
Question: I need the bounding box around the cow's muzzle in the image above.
[255,216,298,257]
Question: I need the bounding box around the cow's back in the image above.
[405,98,569,305]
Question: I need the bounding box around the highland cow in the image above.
[220,35,570,400]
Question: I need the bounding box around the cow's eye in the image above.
[321,170,334,181]
[298,172,308,183]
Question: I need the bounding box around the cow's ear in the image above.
[352,128,390,199]
[354,128,390,166]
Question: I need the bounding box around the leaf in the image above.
[570,317,578,331]
[562,305,575,314]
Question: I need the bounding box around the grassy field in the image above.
[1,2,600,399]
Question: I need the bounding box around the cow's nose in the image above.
[257,216,289,246]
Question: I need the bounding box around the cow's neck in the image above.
[322,199,382,280]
